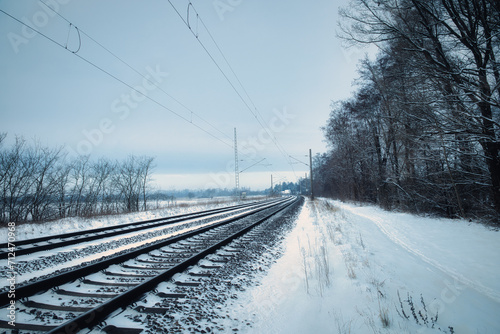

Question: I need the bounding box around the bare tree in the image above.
[0,137,33,222]
[28,143,65,221]
[139,156,155,211]
[0,134,157,222]
[114,156,154,212]
[53,160,72,218]
[92,158,115,215]
[338,0,500,216]
[68,155,91,217]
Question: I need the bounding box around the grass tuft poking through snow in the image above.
[333,310,354,334]
[395,291,456,333]
[378,300,391,328]
[298,231,332,296]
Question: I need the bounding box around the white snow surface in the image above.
[225,198,500,334]
[0,198,267,286]
[2,197,245,242]
[2,197,499,333]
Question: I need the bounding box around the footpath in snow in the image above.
[228,198,500,334]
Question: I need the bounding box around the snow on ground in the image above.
[1,197,259,242]
[0,197,266,287]
[2,196,498,333]
[226,198,500,334]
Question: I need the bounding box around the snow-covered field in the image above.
[224,198,500,333]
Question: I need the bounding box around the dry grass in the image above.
[333,311,354,334]
[299,234,332,296]
[378,294,391,328]
[346,264,357,279]
[323,200,341,212]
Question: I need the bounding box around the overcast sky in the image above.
[0,0,368,190]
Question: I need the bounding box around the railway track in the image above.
[0,199,278,258]
[1,196,300,333]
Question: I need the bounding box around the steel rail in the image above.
[47,196,299,334]
[0,198,280,257]
[0,197,291,307]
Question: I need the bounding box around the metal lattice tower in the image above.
[234,128,240,193]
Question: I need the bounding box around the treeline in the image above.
[0,134,155,223]
[151,187,266,201]
[315,0,500,220]
[270,180,307,195]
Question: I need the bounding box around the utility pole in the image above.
[288,152,314,198]
[234,128,240,196]
[270,174,273,196]
[309,148,314,200]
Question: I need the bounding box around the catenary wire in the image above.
[0,7,234,150]
[37,0,278,170]
[196,12,296,168]
[1,4,301,184]
[1,4,270,181]
[37,0,234,143]
[167,0,298,179]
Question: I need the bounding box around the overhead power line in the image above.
[37,0,234,144]
[40,0,294,177]
[2,2,302,183]
[0,6,234,150]
[167,0,298,179]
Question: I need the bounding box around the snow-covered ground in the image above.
[0,197,267,287]
[2,197,260,242]
[225,198,500,333]
[2,196,498,333]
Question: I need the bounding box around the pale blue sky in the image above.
[0,0,368,190]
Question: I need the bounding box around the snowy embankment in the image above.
[227,198,500,333]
